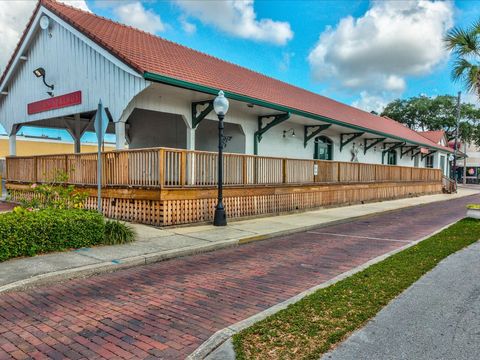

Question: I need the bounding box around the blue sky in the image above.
[2,0,480,142]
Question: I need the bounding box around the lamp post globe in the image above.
[213,90,229,226]
[213,90,229,116]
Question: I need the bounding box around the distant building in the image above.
[0,134,114,159]
[457,144,480,183]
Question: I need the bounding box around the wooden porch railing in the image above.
[442,176,457,194]
[6,147,442,188]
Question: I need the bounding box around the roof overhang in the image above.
[144,71,453,153]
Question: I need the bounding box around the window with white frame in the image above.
[425,155,434,168]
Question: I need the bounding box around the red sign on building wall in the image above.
[27,91,82,115]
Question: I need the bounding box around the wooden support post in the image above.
[282,158,287,183]
[242,156,247,185]
[64,155,69,181]
[33,157,37,183]
[180,151,187,186]
[159,149,165,187]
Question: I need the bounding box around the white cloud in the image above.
[64,0,91,12]
[462,92,480,108]
[279,51,294,72]
[0,0,90,72]
[180,16,196,34]
[308,0,453,94]
[352,91,393,113]
[113,1,165,34]
[175,0,293,45]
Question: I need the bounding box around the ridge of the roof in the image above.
[418,130,446,143]
[39,0,367,115]
[41,0,287,88]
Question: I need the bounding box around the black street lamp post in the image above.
[213,90,229,226]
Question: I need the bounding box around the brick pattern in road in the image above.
[0,195,477,359]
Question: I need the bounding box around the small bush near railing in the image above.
[104,220,135,245]
[18,170,88,210]
[0,208,136,262]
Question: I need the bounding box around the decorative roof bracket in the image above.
[411,150,421,159]
[400,145,418,158]
[421,150,437,160]
[382,142,405,153]
[340,132,364,152]
[304,124,331,148]
[363,138,385,154]
[191,100,213,128]
[381,142,405,164]
[254,112,290,154]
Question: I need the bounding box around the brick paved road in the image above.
[0,195,477,359]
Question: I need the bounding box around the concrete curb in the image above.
[0,191,476,294]
[187,219,462,360]
[0,239,240,294]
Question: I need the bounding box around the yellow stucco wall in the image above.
[0,137,115,158]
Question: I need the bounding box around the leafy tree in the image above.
[444,21,480,97]
[381,95,480,146]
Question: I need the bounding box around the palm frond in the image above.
[451,58,480,94]
[471,19,480,36]
[444,26,480,56]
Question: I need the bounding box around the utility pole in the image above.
[453,91,461,183]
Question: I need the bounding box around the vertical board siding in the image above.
[0,19,147,131]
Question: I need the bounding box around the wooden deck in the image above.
[6,147,443,226]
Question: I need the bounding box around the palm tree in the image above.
[444,21,480,97]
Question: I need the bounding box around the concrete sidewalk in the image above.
[322,241,480,360]
[0,188,478,293]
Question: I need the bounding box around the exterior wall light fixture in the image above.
[213,90,230,226]
[283,128,295,138]
[33,67,54,91]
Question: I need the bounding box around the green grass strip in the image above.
[233,218,480,359]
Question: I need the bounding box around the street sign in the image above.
[94,99,108,213]
[94,100,108,145]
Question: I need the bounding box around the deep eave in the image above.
[144,72,452,153]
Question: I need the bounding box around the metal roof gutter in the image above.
[144,72,451,153]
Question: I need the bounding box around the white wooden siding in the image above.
[0,11,147,133]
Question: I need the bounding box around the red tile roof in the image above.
[418,130,446,144]
[1,0,451,152]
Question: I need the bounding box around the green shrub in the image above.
[0,208,105,262]
[20,170,88,210]
[104,220,135,245]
